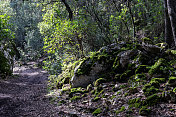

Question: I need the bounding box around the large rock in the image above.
[71,60,106,88]
[70,42,167,88]
[70,43,121,88]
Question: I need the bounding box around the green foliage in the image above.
[0,51,11,77]
[10,1,43,51]
[0,13,15,78]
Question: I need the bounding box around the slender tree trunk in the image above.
[165,0,176,48]
[127,0,136,39]
[61,0,73,21]
[164,0,174,47]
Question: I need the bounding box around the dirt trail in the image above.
[0,62,61,117]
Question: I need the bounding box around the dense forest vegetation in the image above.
[0,0,176,116]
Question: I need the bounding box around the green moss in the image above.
[92,108,102,115]
[55,60,81,89]
[120,84,128,89]
[113,56,120,70]
[94,78,106,87]
[117,70,132,83]
[135,65,149,74]
[171,50,176,55]
[156,42,167,49]
[71,87,87,94]
[142,37,153,44]
[76,50,116,77]
[116,91,121,95]
[92,97,101,102]
[76,58,92,76]
[143,85,160,96]
[149,80,160,88]
[114,74,121,81]
[151,78,166,83]
[134,53,150,65]
[69,87,87,97]
[134,103,141,108]
[145,94,160,106]
[124,93,129,97]
[149,58,169,75]
[168,76,176,86]
[128,98,142,109]
[170,109,175,111]
[87,84,93,91]
[128,87,138,94]
[95,89,104,97]
[135,73,146,81]
[116,106,125,114]
[91,89,95,94]
[139,106,151,116]
[128,98,141,105]
[61,87,70,94]
[110,95,116,99]
[70,96,81,101]
[58,100,66,105]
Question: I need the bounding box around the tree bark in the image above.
[61,0,73,21]
[164,0,174,47]
[165,0,176,48]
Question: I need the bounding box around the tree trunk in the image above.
[165,0,176,48]
[164,0,174,48]
[61,0,73,21]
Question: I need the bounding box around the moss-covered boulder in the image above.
[52,61,81,89]
[71,57,108,88]
[71,46,119,88]
[148,58,169,76]
[119,49,138,68]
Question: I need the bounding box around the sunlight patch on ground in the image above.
[0,80,27,86]
[45,89,62,97]
[25,72,40,76]
[0,93,12,98]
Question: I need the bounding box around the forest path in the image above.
[0,62,61,117]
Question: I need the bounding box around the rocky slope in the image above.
[49,41,176,116]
